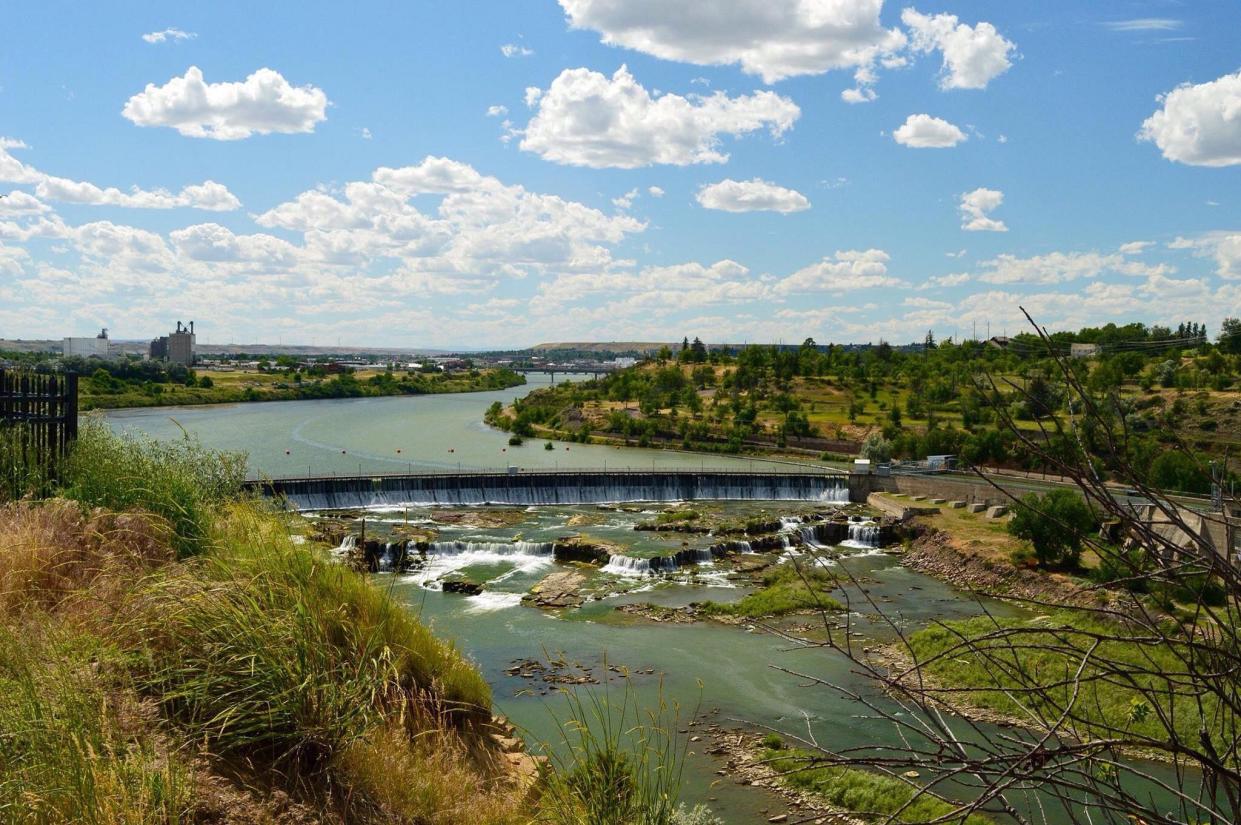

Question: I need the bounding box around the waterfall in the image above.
[270,471,850,510]
[602,554,679,577]
[692,548,715,564]
[403,540,555,589]
[844,522,880,548]
[800,526,826,548]
[723,540,753,554]
[779,516,802,529]
[331,534,357,558]
[427,540,554,557]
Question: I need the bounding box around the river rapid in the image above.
[104,377,1042,822]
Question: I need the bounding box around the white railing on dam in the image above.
[249,469,853,511]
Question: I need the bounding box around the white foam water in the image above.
[403,541,555,589]
[464,592,524,612]
[842,522,879,549]
[602,554,678,577]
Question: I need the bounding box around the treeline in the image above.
[490,320,1233,494]
[83,366,524,410]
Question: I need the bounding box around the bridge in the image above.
[246,467,858,511]
[509,366,613,382]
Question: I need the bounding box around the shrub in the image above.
[62,420,246,557]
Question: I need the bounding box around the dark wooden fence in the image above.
[0,369,79,479]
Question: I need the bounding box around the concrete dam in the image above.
[248,469,855,511]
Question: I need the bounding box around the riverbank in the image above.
[0,431,537,822]
[82,367,525,411]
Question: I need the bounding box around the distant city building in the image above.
[609,357,638,368]
[149,321,196,366]
[63,328,110,359]
[1070,343,1101,359]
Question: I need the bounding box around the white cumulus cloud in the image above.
[976,247,1170,285]
[0,139,240,210]
[122,66,329,140]
[696,178,809,213]
[520,66,799,168]
[902,8,1015,90]
[959,187,1007,232]
[142,28,195,44]
[893,113,967,147]
[501,43,534,57]
[557,0,906,84]
[36,177,240,211]
[0,191,50,215]
[775,249,901,293]
[1139,69,1241,167]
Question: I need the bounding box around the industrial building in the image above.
[149,321,197,366]
[62,329,111,359]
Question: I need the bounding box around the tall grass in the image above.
[764,745,993,824]
[0,625,194,824]
[0,498,173,615]
[125,503,492,766]
[540,675,690,825]
[909,612,1216,749]
[0,423,56,502]
[62,420,246,558]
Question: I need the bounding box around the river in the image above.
[102,379,1071,822]
[103,373,804,479]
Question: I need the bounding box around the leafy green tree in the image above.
[859,432,892,463]
[1149,450,1210,494]
[1008,489,1096,569]
[1220,317,1241,354]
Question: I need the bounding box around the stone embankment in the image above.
[900,525,1107,608]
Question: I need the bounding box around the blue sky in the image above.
[1,1,1239,348]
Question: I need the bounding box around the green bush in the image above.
[61,420,246,557]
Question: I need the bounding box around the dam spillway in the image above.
[248,469,852,511]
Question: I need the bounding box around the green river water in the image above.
[103,378,1165,823]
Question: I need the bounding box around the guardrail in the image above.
[243,464,846,486]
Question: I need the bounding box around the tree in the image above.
[1149,449,1210,494]
[858,431,892,463]
[1221,317,1241,354]
[1007,488,1096,569]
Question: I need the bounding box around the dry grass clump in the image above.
[0,498,173,615]
[337,723,531,825]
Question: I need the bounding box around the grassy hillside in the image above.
[489,323,1235,493]
[0,422,730,825]
[0,423,530,823]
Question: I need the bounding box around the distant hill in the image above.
[530,342,672,354]
[0,339,449,358]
